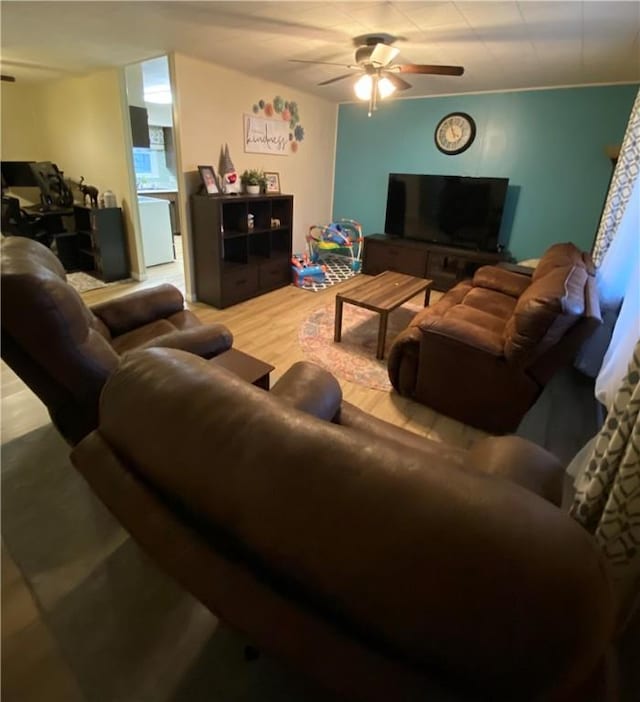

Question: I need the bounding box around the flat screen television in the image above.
[384,173,509,252]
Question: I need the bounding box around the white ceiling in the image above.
[1,1,639,102]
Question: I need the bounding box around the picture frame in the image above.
[197,165,219,194]
[264,171,281,194]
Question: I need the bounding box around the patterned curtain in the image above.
[592,88,640,266]
[570,340,640,623]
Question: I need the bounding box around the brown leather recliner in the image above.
[71,347,616,702]
[1,237,233,444]
[388,242,602,434]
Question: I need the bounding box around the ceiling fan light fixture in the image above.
[354,73,372,100]
[377,77,396,99]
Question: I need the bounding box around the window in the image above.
[133,148,153,175]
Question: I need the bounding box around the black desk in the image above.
[23,205,78,271]
[24,204,74,217]
[23,204,74,235]
[24,204,74,236]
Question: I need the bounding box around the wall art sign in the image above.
[248,96,305,153]
[244,114,289,155]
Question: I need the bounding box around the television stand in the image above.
[362,234,510,292]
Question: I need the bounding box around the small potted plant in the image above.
[240,169,267,195]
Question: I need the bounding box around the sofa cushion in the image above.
[139,324,233,359]
[111,319,177,353]
[444,304,508,336]
[410,281,472,327]
[166,309,203,331]
[504,264,587,364]
[419,306,505,356]
[472,266,531,299]
[462,287,518,321]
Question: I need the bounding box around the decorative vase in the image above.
[246,184,260,195]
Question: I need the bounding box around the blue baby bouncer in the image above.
[307,218,364,272]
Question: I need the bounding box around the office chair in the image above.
[1,195,53,247]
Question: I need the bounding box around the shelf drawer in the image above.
[221,266,258,307]
[426,253,484,291]
[362,241,388,275]
[259,259,290,291]
[364,241,427,277]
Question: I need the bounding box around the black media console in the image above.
[362,234,510,292]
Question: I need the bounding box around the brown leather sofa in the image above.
[70,347,617,702]
[388,243,601,433]
[1,237,233,444]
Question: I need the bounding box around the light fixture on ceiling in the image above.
[354,71,396,117]
[354,73,372,100]
[144,86,172,104]
[377,77,396,99]
[291,33,464,118]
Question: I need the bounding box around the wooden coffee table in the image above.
[334,271,433,360]
[210,348,274,389]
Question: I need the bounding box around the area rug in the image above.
[66,271,108,293]
[299,302,421,390]
[67,271,133,294]
[294,253,360,292]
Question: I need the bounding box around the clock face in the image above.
[435,112,476,155]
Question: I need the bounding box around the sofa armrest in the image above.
[271,361,342,421]
[418,314,504,357]
[139,324,233,359]
[91,284,185,337]
[413,316,540,433]
[466,436,564,506]
[472,266,531,298]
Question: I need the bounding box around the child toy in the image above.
[307,218,364,272]
[291,253,327,287]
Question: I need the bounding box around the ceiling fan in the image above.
[290,34,464,116]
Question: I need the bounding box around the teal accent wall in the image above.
[333,85,637,261]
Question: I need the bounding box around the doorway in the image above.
[124,56,184,292]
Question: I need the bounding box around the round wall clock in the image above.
[434,112,476,155]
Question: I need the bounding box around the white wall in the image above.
[172,52,337,297]
[1,82,44,161]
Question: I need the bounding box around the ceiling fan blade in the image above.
[1,74,16,82]
[394,64,464,77]
[289,59,351,67]
[382,72,411,91]
[318,73,356,86]
[369,43,400,67]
